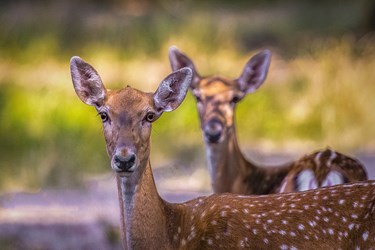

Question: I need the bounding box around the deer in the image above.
[70,56,375,249]
[168,46,368,195]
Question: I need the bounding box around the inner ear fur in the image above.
[70,56,107,107]
[153,67,192,112]
[236,50,271,94]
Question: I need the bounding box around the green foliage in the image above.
[0,83,108,190]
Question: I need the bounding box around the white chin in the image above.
[111,163,137,177]
[118,171,133,178]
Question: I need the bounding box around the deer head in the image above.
[169,46,271,144]
[70,56,192,179]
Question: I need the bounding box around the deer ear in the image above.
[70,56,107,107]
[153,67,192,112]
[168,46,200,89]
[236,50,271,94]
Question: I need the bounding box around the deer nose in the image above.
[204,119,223,143]
[113,153,136,172]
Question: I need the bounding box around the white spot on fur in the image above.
[309,221,317,227]
[314,151,323,168]
[207,238,213,245]
[201,211,206,218]
[279,230,286,235]
[351,214,358,219]
[181,239,186,246]
[280,244,288,250]
[322,170,344,187]
[239,240,245,248]
[326,150,337,166]
[296,169,318,191]
[279,181,288,193]
[363,231,369,241]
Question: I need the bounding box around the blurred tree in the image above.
[362,0,375,32]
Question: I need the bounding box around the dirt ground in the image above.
[0,153,374,250]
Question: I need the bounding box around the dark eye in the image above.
[98,112,109,122]
[195,96,202,103]
[145,112,156,122]
[231,96,241,104]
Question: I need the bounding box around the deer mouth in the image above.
[204,119,224,144]
[205,132,222,144]
[111,153,137,176]
[112,162,137,177]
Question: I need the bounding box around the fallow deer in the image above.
[169,46,367,195]
[71,56,375,249]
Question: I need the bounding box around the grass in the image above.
[0,0,374,192]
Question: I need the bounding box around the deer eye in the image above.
[231,95,241,104]
[98,112,109,122]
[195,95,202,103]
[145,112,156,122]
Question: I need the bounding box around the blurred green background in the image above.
[0,0,374,192]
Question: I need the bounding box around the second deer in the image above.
[169,47,367,194]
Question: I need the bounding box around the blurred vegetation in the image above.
[0,0,374,192]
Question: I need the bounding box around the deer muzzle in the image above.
[204,119,224,144]
[111,147,137,175]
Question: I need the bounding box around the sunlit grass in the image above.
[237,38,375,153]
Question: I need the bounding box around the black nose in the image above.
[204,120,223,143]
[114,154,136,172]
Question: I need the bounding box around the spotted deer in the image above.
[70,56,375,249]
[168,46,367,195]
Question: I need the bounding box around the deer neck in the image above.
[116,160,174,249]
[205,125,257,193]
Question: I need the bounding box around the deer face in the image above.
[190,76,242,143]
[169,47,272,144]
[70,56,192,177]
[97,88,155,177]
